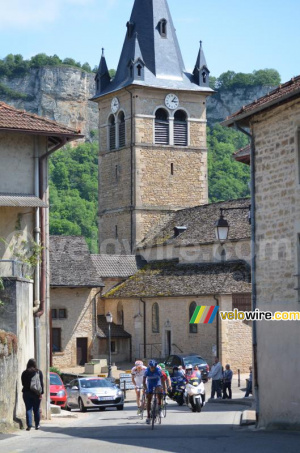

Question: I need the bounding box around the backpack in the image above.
[30,371,42,395]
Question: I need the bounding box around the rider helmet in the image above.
[185,364,193,373]
[135,360,143,367]
[158,363,166,369]
[148,359,157,368]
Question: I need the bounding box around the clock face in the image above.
[165,93,179,110]
[111,97,120,113]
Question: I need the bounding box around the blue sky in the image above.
[0,0,299,82]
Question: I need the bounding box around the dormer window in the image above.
[159,19,167,38]
[137,64,142,78]
[202,71,207,84]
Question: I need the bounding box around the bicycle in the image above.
[150,387,162,430]
[161,393,167,418]
[137,388,146,420]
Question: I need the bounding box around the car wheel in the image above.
[78,398,87,413]
[116,405,124,411]
[64,403,71,411]
[99,407,106,411]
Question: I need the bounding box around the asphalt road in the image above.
[1,400,300,453]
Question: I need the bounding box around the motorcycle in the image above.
[168,375,186,406]
[184,376,205,412]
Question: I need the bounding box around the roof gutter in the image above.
[234,122,259,426]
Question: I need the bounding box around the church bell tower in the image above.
[92,0,213,255]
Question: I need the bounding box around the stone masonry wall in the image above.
[0,331,18,430]
[51,287,97,368]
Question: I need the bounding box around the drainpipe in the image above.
[235,122,259,425]
[140,298,147,359]
[125,87,134,254]
[213,295,220,358]
[33,137,41,316]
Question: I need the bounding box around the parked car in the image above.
[164,354,210,382]
[66,377,124,412]
[50,372,67,407]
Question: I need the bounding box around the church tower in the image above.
[92,0,213,255]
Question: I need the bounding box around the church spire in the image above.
[95,48,111,95]
[93,0,213,98]
[193,41,210,88]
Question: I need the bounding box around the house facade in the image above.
[223,76,300,428]
[0,102,82,425]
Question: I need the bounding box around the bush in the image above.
[50,366,62,376]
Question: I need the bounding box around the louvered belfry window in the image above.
[118,111,125,148]
[109,115,116,150]
[155,108,169,145]
[174,110,187,146]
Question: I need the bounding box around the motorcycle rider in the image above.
[131,360,147,414]
[185,364,205,408]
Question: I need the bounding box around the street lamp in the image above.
[106,311,113,378]
[215,206,251,244]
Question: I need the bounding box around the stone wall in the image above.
[251,98,300,428]
[51,287,98,369]
[0,331,18,431]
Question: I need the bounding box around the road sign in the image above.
[119,373,135,390]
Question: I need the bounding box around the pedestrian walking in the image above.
[21,358,44,431]
[222,364,233,399]
[208,357,223,399]
[244,366,253,397]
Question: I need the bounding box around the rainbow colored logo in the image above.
[190,306,219,324]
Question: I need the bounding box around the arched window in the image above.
[118,111,125,148]
[108,114,116,150]
[117,302,124,326]
[152,303,160,333]
[189,302,197,334]
[174,110,188,146]
[202,71,207,84]
[155,108,169,145]
[159,19,167,38]
[137,64,142,78]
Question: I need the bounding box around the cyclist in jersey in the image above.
[131,360,147,414]
[158,363,171,389]
[143,360,166,424]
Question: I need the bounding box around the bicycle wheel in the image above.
[140,393,145,420]
[151,398,156,430]
[162,397,167,418]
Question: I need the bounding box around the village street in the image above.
[1,398,300,453]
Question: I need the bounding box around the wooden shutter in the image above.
[155,120,169,145]
[109,124,116,150]
[232,294,252,311]
[119,121,125,148]
[174,121,187,146]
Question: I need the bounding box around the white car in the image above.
[66,377,124,412]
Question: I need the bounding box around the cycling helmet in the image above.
[185,364,193,371]
[158,363,166,369]
[148,360,157,367]
[135,360,143,367]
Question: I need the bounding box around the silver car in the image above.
[66,377,124,412]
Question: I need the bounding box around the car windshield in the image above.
[50,374,63,386]
[80,379,114,389]
[184,356,206,367]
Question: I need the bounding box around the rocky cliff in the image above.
[0,66,274,138]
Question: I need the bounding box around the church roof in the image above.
[103,260,251,298]
[93,0,213,98]
[137,198,251,249]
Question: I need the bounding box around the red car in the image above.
[50,372,67,408]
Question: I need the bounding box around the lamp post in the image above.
[215,206,251,244]
[106,311,113,379]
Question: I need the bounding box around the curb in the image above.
[51,413,78,419]
[207,398,254,407]
[240,410,256,426]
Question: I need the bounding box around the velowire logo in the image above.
[190,306,219,324]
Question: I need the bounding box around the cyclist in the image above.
[158,363,172,389]
[131,360,147,414]
[143,360,166,424]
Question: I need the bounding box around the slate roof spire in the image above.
[93,0,213,98]
[95,48,111,95]
[193,41,210,88]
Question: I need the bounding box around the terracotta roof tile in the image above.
[222,75,300,126]
[0,102,83,137]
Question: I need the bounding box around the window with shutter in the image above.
[118,111,125,148]
[155,108,169,145]
[108,114,116,150]
[189,302,197,334]
[174,110,187,146]
[152,302,160,333]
